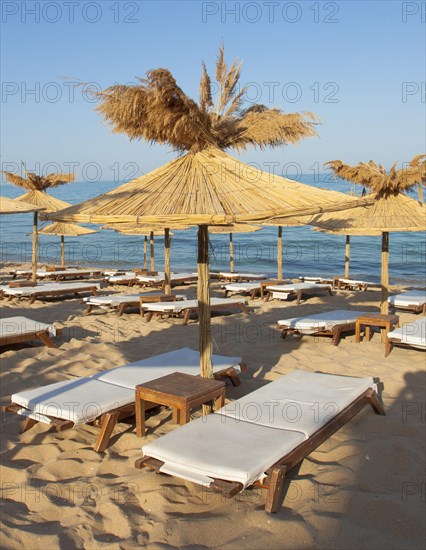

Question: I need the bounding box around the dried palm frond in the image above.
[324,155,426,197]
[2,169,75,191]
[95,45,318,153]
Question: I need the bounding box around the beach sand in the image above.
[1,268,425,549]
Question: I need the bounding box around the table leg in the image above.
[172,407,180,424]
[355,322,361,343]
[136,393,146,437]
[365,326,371,342]
[214,392,225,411]
[181,406,190,425]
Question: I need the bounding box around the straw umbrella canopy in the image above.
[307,156,426,313]
[2,169,74,280]
[36,222,97,267]
[0,196,44,215]
[103,222,188,293]
[209,223,262,272]
[48,48,370,381]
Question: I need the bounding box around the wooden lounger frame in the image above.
[219,274,266,283]
[135,385,385,513]
[2,285,99,304]
[279,321,357,346]
[84,294,178,316]
[333,277,380,291]
[389,302,426,315]
[4,364,247,453]
[144,301,249,326]
[0,328,62,349]
[26,271,101,282]
[265,286,333,305]
[385,336,425,357]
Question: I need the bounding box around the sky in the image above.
[1,0,425,184]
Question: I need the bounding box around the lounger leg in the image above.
[281,329,288,339]
[29,295,37,305]
[366,389,386,416]
[265,465,287,513]
[296,291,302,305]
[239,303,249,314]
[332,327,342,346]
[385,341,393,357]
[146,312,154,323]
[117,303,125,317]
[182,309,191,326]
[224,290,229,298]
[20,417,38,433]
[85,305,93,315]
[37,332,56,348]
[94,411,120,452]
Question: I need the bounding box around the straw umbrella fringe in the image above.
[2,169,74,281]
[0,196,44,215]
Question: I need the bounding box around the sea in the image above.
[1,176,425,285]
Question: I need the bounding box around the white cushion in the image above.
[267,283,331,292]
[107,272,136,282]
[220,272,267,279]
[12,378,134,424]
[224,282,264,292]
[388,290,426,307]
[143,297,245,313]
[142,414,305,487]
[298,276,330,283]
[388,317,426,349]
[338,278,378,286]
[92,348,242,389]
[0,316,56,337]
[278,310,367,332]
[37,269,98,278]
[217,370,376,437]
[3,282,100,296]
[84,293,187,306]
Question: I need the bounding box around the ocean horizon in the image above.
[1,175,425,285]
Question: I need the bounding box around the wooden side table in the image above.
[355,314,400,345]
[135,372,226,437]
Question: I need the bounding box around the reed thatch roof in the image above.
[102,222,189,234]
[49,148,369,225]
[17,190,71,213]
[311,192,425,235]
[38,222,97,237]
[0,196,44,215]
[2,169,75,191]
[209,223,261,234]
[96,45,318,154]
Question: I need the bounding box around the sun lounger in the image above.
[83,293,187,316]
[333,277,381,291]
[278,309,368,345]
[298,276,334,284]
[106,272,198,289]
[0,282,101,303]
[136,369,384,512]
[10,266,80,278]
[142,297,249,325]
[0,316,60,349]
[5,348,247,452]
[386,317,426,356]
[218,272,268,282]
[388,289,426,314]
[265,283,333,304]
[223,279,292,299]
[34,268,102,281]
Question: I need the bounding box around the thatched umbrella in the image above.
[0,196,44,215]
[49,47,369,380]
[209,223,261,272]
[309,155,426,313]
[2,169,74,280]
[103,223,188,293]
[36,222,97,267]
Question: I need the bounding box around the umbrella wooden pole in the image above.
[143,236,147,269]
[164,228,171,294]
[61,236,65,267]
[32,212,38,282]
[381,232,389,314]
[150,231,155,271]
[198,225,213,396]
[277,226,283,281]
[344,235,350,278]
[229,233,234,273]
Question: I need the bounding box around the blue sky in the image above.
[1,0,425,183]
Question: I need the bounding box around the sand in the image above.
[1,266,425,549]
